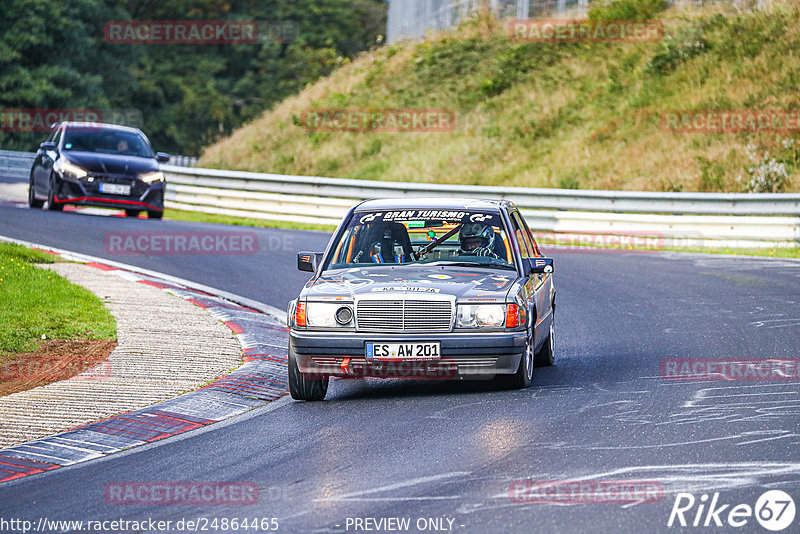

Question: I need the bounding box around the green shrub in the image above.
[588,0,668,21]
[646,24,708,74]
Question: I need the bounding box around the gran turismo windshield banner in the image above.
[355,210,501,226]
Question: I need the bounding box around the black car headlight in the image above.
[139,171,164,183]
[55,160,88,179]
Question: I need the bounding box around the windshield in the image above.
[62,128,154,158]
[324,209,516,271]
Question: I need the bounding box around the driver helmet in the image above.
[459,223,495,254]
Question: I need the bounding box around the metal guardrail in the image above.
[161,165,800,248]
[169,155,197,167]
[0,150,35,179]
[1,149,797,248]
[162,165,800,216]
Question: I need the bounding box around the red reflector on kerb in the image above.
[506,304,520,328]
[295,302,307,327]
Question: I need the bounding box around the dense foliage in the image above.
[0,0,386,155]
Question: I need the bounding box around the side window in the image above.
[516,212,542,256]
[510,212,533,258]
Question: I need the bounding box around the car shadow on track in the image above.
[323,374,551,401]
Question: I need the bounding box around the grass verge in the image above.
[539,241,800,258]
[660,245,800,259]
[0,242,116,355]
[165,208,337,232]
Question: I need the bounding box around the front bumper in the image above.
[291,330,526,379]
[54,177,164,212]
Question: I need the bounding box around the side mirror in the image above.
[39,141,57,151]
[298,251,323,273]
[156,152,170,163]
[526,257,554,275]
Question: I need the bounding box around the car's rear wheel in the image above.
[28,173,43,208]
[497,328,533,390]
[288,345,328,401]
[534,319,555,367]
[125,209,140,217]
[46,174,63,211]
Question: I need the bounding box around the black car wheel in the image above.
[46,174,63,211]
[498,326,534,390]
[288,345,328,401]
[28,173,43,209]
[534,318,555,367]
[147,190,164,219]
[125,209,140,217]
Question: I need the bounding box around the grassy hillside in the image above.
[200,0,800,192]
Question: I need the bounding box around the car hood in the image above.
[62,151,157,176]
[302,265,518,302]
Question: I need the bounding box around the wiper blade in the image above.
[429,261,516,270]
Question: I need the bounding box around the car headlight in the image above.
[139,171,164,183]
[456,304,506,328]
[56,160,88,179]
[306,302,353,328]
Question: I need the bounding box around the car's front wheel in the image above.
[148,191,164,219]
[497,328,533,390]
[125,209,140,217]
[288,345,328,401]
[28,173,43,209]
[46,174,63,211]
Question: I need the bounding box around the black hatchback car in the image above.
[288,198,556,401]
[29,122,169,218]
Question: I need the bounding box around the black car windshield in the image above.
[324,209,516,271]
[62,128,154,158]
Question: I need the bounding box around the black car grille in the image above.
[94,175,131,184]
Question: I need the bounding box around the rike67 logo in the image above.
[668,490,796,531]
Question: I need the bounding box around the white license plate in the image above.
[366,342,440,360]
[99,183,131,195]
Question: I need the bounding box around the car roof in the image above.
[354,197,511,212]
[60,122,144,135]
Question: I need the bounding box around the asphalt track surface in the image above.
[1,192,800,533]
